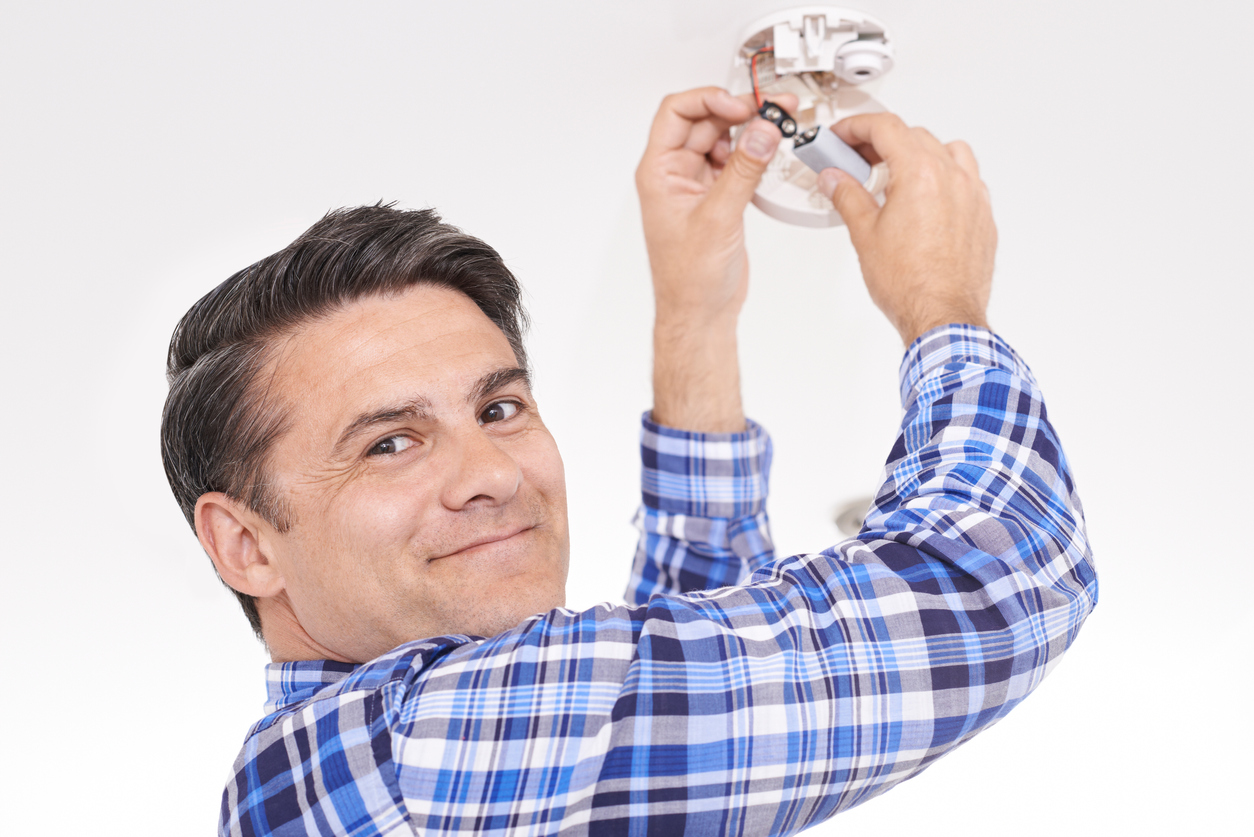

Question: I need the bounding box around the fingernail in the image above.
[741,124,779,160]
[818,168,841,198]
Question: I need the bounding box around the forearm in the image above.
[860,324,1097,652]
[634,87,785,434]
[651,311,744,433]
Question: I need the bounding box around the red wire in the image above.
[751,47,774,108]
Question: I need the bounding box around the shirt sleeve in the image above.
[623,414,777,603]
[222,325,1098,836]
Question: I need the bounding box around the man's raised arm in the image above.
[634,86,794,433]
[625,87,794,599]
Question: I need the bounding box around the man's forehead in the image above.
[277,286,509,371]
[305,286,503,352]
[264,286,522,440]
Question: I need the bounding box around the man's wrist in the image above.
[651,313,744,433]
[896,312,990,349]
[653,300,741,335]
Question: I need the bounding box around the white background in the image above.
[2,1,1250,832]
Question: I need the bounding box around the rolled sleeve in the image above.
[628,413,776,603]
[640,413,772,518]
[900,323,1038,407]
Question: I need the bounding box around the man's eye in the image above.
[368,435,415,456]
[479,401,520,425]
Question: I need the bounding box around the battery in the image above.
[793,125,872,186]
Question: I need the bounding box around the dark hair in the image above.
[161,204,529,640]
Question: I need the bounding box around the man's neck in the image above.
[259,594,358,664]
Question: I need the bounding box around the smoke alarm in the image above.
[728,7,895,227]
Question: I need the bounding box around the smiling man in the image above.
[164,88,1096,836]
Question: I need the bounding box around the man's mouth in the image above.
[430,526,535,561]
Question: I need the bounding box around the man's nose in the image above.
[438,424,522,510]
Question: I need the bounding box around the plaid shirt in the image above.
[221,325,1097,836]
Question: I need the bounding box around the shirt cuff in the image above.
[640,412,772,518]
[898,323,1038,407]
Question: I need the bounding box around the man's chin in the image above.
[437,580,567,642]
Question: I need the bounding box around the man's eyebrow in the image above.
[331,368,530,456]
[469,367,532,404]
[334,398,433,455]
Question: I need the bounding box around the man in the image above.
[162,87,1096,835]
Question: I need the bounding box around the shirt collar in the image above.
[263,659,359,715]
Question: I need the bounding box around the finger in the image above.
[818,167,878,239]
[709,134,733,166]
[831,112,920,168]
[702,118,782,218]
[678,92,800,155]
[946,139,980,178]
[775,93,799,113]
[910,126,948,155]
[685,119,734,155]
[840,139,884,167]
[646,87,755,153]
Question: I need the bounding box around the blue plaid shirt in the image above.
[221,325,1097,836]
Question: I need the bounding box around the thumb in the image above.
[819,168,878,238]
[705,119,782,216]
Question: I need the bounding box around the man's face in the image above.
[255,284,569,663]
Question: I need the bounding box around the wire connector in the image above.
[757,100,797,138]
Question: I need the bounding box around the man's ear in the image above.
[195,493,286,599]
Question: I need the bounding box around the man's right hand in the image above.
[634,87,792,433]
[817,113,997,347]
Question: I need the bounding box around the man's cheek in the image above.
[339,486,422,547]
[523,433,566,495]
